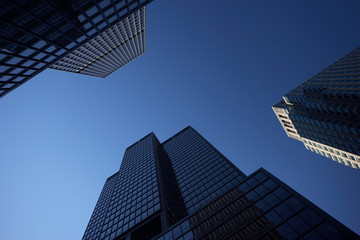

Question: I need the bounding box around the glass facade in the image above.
[50,7,146,78]
[273,46,360,170]
[84,172,119,240]
[83,133,162,240]
[83,126,358,240]
[162,127,246,214]
[0,0,153,98]
[154,169,358,240]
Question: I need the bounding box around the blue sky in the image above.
[1,1,360,239]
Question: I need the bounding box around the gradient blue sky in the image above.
[1,1,360,239]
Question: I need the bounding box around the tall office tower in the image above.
[82,126,358,240]
[273,46,360,170]
[0,0,152,98]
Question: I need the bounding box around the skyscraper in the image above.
[0,0,152,98]
[82,126,358,240]
[273,46,360,171]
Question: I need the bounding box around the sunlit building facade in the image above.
[50,7,145,78]
[0,0,152,98]
[82,126,358,240]
[273,46,360,170]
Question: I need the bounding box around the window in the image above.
[7,57,22,64]
[32,40,47,49]
[86,6,98,17]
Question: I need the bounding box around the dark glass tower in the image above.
[273,46,360,170]
[0,0,152,98]
[82,126,358,240]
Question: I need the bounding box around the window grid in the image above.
[153,169,355,240]
[83,134,161,240]
[163,128,245,214]
[0,0,153,98]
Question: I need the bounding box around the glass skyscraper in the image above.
[0,0,152,98]
[273,46,360,170]
[82,126,358,240]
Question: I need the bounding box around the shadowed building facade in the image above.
[273,46,360,171]
[82,126,358,240]
[0,0,152,98]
